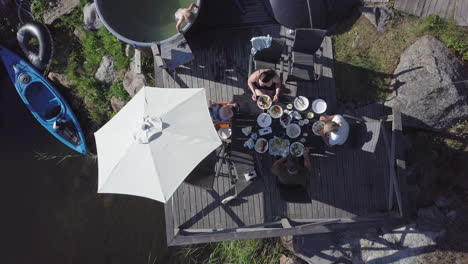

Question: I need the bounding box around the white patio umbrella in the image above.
[95,87,221,203]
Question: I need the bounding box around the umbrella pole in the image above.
[307,0,313,28]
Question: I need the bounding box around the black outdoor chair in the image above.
[248,38,286,78]
[285,28,326,83]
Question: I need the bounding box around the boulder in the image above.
[417,206,446,231]
[123,61,146,97]
[385,35,468,130]
[48,72,74,88]
[360,5,394,32]
[43,0,79,25]
[110,96,126,112]
[291,224,446,264]
[95,55,117,84]
[73,28,86,41]
[359,225,445,264]
[83,2,103,30]
[279,255,302,264]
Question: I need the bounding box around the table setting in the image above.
[235,95,330,157]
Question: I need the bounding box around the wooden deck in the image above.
[155,0,408,246]
[395,0,468,26]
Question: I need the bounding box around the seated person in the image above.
[209,102,237,122]
[175,3,199,34]
[247,69,281,102]
[271,148,311,187]
[319,115,350,146]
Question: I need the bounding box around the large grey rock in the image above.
[291,224,445,264]
[83,2,103,30]
[385,35,468,130]
[279,255,302,264]
[110,96,126,112]
[43,0,79,25]
[123,61,146,97]
[417,206,446,231]
[361,5,394,32]
[95,55,117,84]
[48,72,74,88]
[359,225,445,264]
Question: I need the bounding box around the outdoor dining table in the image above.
[231,99,328,156]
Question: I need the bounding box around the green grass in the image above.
[415,15,468,60]
[443,121,468,151]
[181,239,285,264]
[30,0,130,125]
[333,13,468,105]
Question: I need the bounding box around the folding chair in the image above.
[248,38,286,77]
[285,28,326,83]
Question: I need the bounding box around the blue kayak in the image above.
[0,45,87,155]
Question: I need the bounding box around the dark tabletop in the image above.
[232,98,328,156]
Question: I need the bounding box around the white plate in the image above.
[312,121,325,136]
[294,96,309,111]
[257,113,272,128]
[257,95,272,110]
[268,105,283,119]
[255,138,268,153]
[290,142,305,157]
[311,99,327,114]
[286,123,301,138]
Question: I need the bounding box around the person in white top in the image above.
[319,114,349,146]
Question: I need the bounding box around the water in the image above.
[0,55,181,263]
[101,0,196,43]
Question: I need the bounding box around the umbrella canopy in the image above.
[95,87,221,202]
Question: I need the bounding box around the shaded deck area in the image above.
[155,1,408,246]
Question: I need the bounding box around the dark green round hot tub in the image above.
[95,0,201,48]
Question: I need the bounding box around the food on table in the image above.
[242,126,252,136]
[269,137,290,156]
[257,113,272,128]
[244,138,255,149]
[286,103,293,110]
[290,142,305,157]
[312,121,325,136]
[294,96,309,111]
[251,133,258,140]
[257,95,272,110]
[280,113,292,127]
[286,123,301,138]
[306,112,314,119]
[311,99,327,114]
[255,138,268,153]
[268,105,283,118]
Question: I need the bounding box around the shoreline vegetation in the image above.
[333,13,467,105]
[25,0,468,263]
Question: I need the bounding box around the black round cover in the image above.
[268,0,359,29]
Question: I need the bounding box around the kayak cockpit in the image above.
[24,81,62,121]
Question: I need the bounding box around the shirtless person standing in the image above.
[175,3,199,34]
